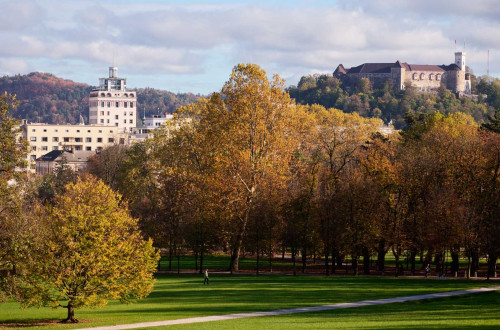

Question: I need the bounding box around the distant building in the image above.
[88,67,137,133]
[334,52,471,95]
[20,121,128,171]
[35,150,94,176]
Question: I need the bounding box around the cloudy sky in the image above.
[1,0,499,94]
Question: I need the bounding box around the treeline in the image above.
[0,72,201,124]
[288,74,500,129]
[84,64,500,278]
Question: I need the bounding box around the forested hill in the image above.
[0,72,201,124]
[288,74,500,129]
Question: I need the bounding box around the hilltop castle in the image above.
[334,52,471,95]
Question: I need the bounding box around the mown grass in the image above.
[0,275,497,329]
[165,291,500,329]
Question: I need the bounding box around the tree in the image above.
[13,175,159,323]
[0,93,29,299]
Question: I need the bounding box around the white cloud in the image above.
[0,0,499,92]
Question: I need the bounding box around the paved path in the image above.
[78,285,500,330]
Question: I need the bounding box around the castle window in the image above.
[412,73,418,80]
[420,73,425,80]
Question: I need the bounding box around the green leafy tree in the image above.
[13,175,159,323]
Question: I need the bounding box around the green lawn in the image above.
[0,275,498,329]
[165,291,500,330]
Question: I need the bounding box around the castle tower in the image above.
[88,67,137,133]
[455,52,466,71]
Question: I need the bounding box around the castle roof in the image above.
[337,61,463,75]
[407,64,445,72]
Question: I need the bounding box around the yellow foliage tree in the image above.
[14,175,159,323]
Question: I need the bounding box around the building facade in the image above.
[21,122,128,171]
[334,52,471,94]
[89,67,137,132]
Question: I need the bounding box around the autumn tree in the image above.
[0,93,29,299]
[13,176,159,323]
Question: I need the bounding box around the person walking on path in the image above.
[203,269,209,285]
[425,264,431,278]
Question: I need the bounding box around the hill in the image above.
[0,72,201,124]
[288,74,498,129]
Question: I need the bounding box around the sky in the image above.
[1,0,500,94]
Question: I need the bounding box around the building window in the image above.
[75,138,82,142]
[124,102,127,108]
[130,93,134,97]
[65,129,69,132]
[107,93,111,97]
[129,111,133,116]
[64,137,69,142]
[87,130,91,133]
[429,73,434,80]
[43,129,47,132]
[116,102,119,107]
[115,123,118,126]
[101,101,104,107]
[130,119,133,124]
[55,129,58,132]
[100,111,104,115]
[101,93,105,97]
[53,137,59,142]
[86,137,92,142]
[97,138,102,143]
[31,146,36,151]
[100,119,104,124]
[53,146,58,150]
[124,119,127,123]
[130,102,134,108]
[77,130,80,133]
[107,119,110,124]
[110,130,113,133]
[420,73,425,80]
[107,102,111,107]
[412,73,418,80]
[42,137,48,142]
[108,138,114,143]
[30,155,36,160]
[107,111,110,116]
[42,146,48,151]
[436,74,441,81]
[75,146,82,151]
[32,129,35,132]
[86,146,92,151]
[115,115,119,119]
[119,138,125,144]
[124,112,127,116]
[30,137,37,141]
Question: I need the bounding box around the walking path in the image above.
[79,285,500,330]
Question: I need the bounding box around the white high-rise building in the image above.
[89,67,137,132]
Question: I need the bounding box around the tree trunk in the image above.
[256,246,260,275]
[362,246,370,275]
[471,248,479,276]
[376,239,386,272]
[487,252,497,280]
[451,249,460,274]
[199,248,204,274]
[324,244,329,276]
[301,247,307,273]
[62,304,78,323]
[410,249,416,276]
[352,254,358,276]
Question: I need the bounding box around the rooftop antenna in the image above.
[487,50,490,77]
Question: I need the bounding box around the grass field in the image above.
[0,275,498,329]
